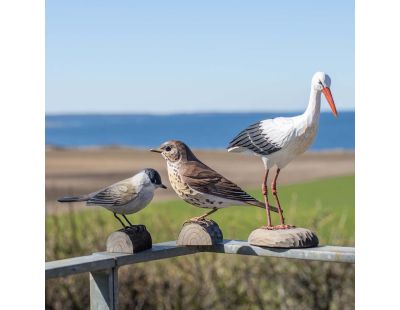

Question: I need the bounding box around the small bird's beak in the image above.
[159,184,167,189]
[150,148,162,153]
[322,87,338,118]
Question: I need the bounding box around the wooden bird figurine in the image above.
[151,140,277,221]
[228,72,338,229]
[58,168,167,228]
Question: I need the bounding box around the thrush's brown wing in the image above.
[179,160,263,206]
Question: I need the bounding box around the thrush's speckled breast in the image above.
[167,160,225,208]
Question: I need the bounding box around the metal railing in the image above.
[45,240,355,310]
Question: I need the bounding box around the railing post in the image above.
[90,267,119,310]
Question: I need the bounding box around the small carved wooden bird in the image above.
[57,168,167,228]
[151,140,277,221]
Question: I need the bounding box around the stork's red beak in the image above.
[322,87,338,118]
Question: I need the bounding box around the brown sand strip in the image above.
[46,147,354,214]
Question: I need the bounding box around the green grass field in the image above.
[46,175,355,309]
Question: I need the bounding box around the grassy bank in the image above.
[46,175,354,309]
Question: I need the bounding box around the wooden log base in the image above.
[248,227,319,248]
[177,219,223,246]
[106,225,152,254]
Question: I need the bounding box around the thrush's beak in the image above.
[159,184,167,189]
[322,87,338,118]
[150,148,162,153]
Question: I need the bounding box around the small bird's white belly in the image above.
[103,190,154,215]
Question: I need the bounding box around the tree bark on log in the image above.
[106,225,152,254]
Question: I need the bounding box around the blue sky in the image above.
[46,0,354,114]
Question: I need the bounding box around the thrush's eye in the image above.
[165,146,171,152]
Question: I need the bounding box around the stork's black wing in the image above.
[227,121,282,156]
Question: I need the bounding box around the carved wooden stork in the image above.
[227,72,338,229]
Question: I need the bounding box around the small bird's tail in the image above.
[248,200,279,213]
[57,195,89,203]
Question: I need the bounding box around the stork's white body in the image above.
[228,72,334,170]
[227,72,337,227]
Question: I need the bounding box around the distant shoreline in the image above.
[45,110,355,117]
[45,144,355,153]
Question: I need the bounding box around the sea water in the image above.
[46,112,354,150]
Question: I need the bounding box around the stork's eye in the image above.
[165,146,171,152]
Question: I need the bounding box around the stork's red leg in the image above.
[271,168,291,229]
[262,169,272,227]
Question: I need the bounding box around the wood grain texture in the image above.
[106,225,152,254]
[177,219,223,246]
[248,227,319,248]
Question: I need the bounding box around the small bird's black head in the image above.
[143,168,167,189]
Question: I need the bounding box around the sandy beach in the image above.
[45,147,354,213]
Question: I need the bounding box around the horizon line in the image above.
[45,109,355,117]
